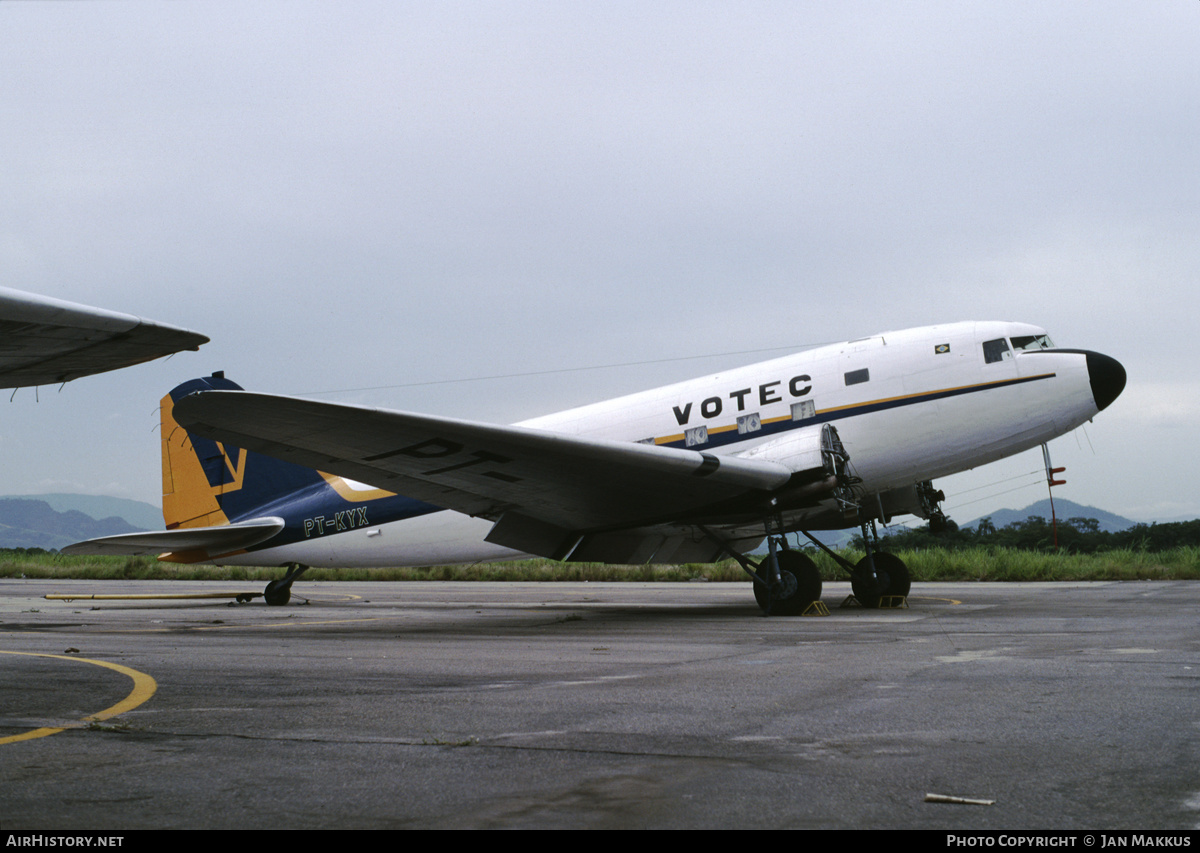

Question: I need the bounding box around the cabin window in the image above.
[983,338,1012,364]
[844,368,869,386]
[737,413,762,434]
[791,400,816,421]
[684,425,709,446]
[1011,334,1055,351]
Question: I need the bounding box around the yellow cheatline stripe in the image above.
[817,372,1058,415]
[0,651,157,746]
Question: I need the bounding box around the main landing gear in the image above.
[702,522,825,616]
[742,536,911,615]
[800,522,911,609]
[707,506,914,615]
[704,498,921,614]
[263,562,309,606]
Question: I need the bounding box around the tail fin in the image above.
[161,373,329,529]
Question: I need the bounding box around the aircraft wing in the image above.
[0,286,209,388]
[60,518,286,559]
[173,390,797,559]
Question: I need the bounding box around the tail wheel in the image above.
[851,552,910,608]
[263,579,292,606]
[753,550,823,616]
[263,563,308,606]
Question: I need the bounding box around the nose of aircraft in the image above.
[1086,351,1126,411]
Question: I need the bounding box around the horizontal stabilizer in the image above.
[62,517,285,558]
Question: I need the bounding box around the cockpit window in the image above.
[983,338,1011,364]
[1011,334,1055,351]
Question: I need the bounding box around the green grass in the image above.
[879,546,1200,581]
[3,547,1198,582]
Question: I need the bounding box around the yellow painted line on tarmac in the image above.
[42,590,364,604]
[45,592,260,602]
[0,650,157,746]
[4,617,386,636]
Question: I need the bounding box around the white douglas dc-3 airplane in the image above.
[67,321,1125,615]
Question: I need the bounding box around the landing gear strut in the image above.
[263,562,309,606]
[701,522,823,616]
[799,522,911,609]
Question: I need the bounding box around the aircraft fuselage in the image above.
[221,320,1123,568]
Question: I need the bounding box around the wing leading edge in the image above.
[172,390,801,559]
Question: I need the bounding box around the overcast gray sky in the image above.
[2,1,1196,529]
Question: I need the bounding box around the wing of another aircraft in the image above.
[173,390,800,559]
[0,286,209,388]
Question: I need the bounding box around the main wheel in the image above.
[753,550,823,616]
[263,579,292,606]
[851,552,910,608]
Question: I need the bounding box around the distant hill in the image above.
[962,499,1135,534]
[0,495,160,550]
[0,493,161,531]
[792,499,1140,551]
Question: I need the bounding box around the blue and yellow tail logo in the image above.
[161,374,439,553]
[161,374,328,529]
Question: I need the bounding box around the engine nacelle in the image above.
[736,422,849,484]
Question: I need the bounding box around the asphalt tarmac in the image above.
[1,579,1197,830]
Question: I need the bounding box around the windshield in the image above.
[1011,334,1055,351]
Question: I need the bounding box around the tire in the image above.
[753,550,823,616]
[263,580,292,606]
[851,552,910,608]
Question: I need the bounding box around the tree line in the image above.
[869,516,1200,554]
